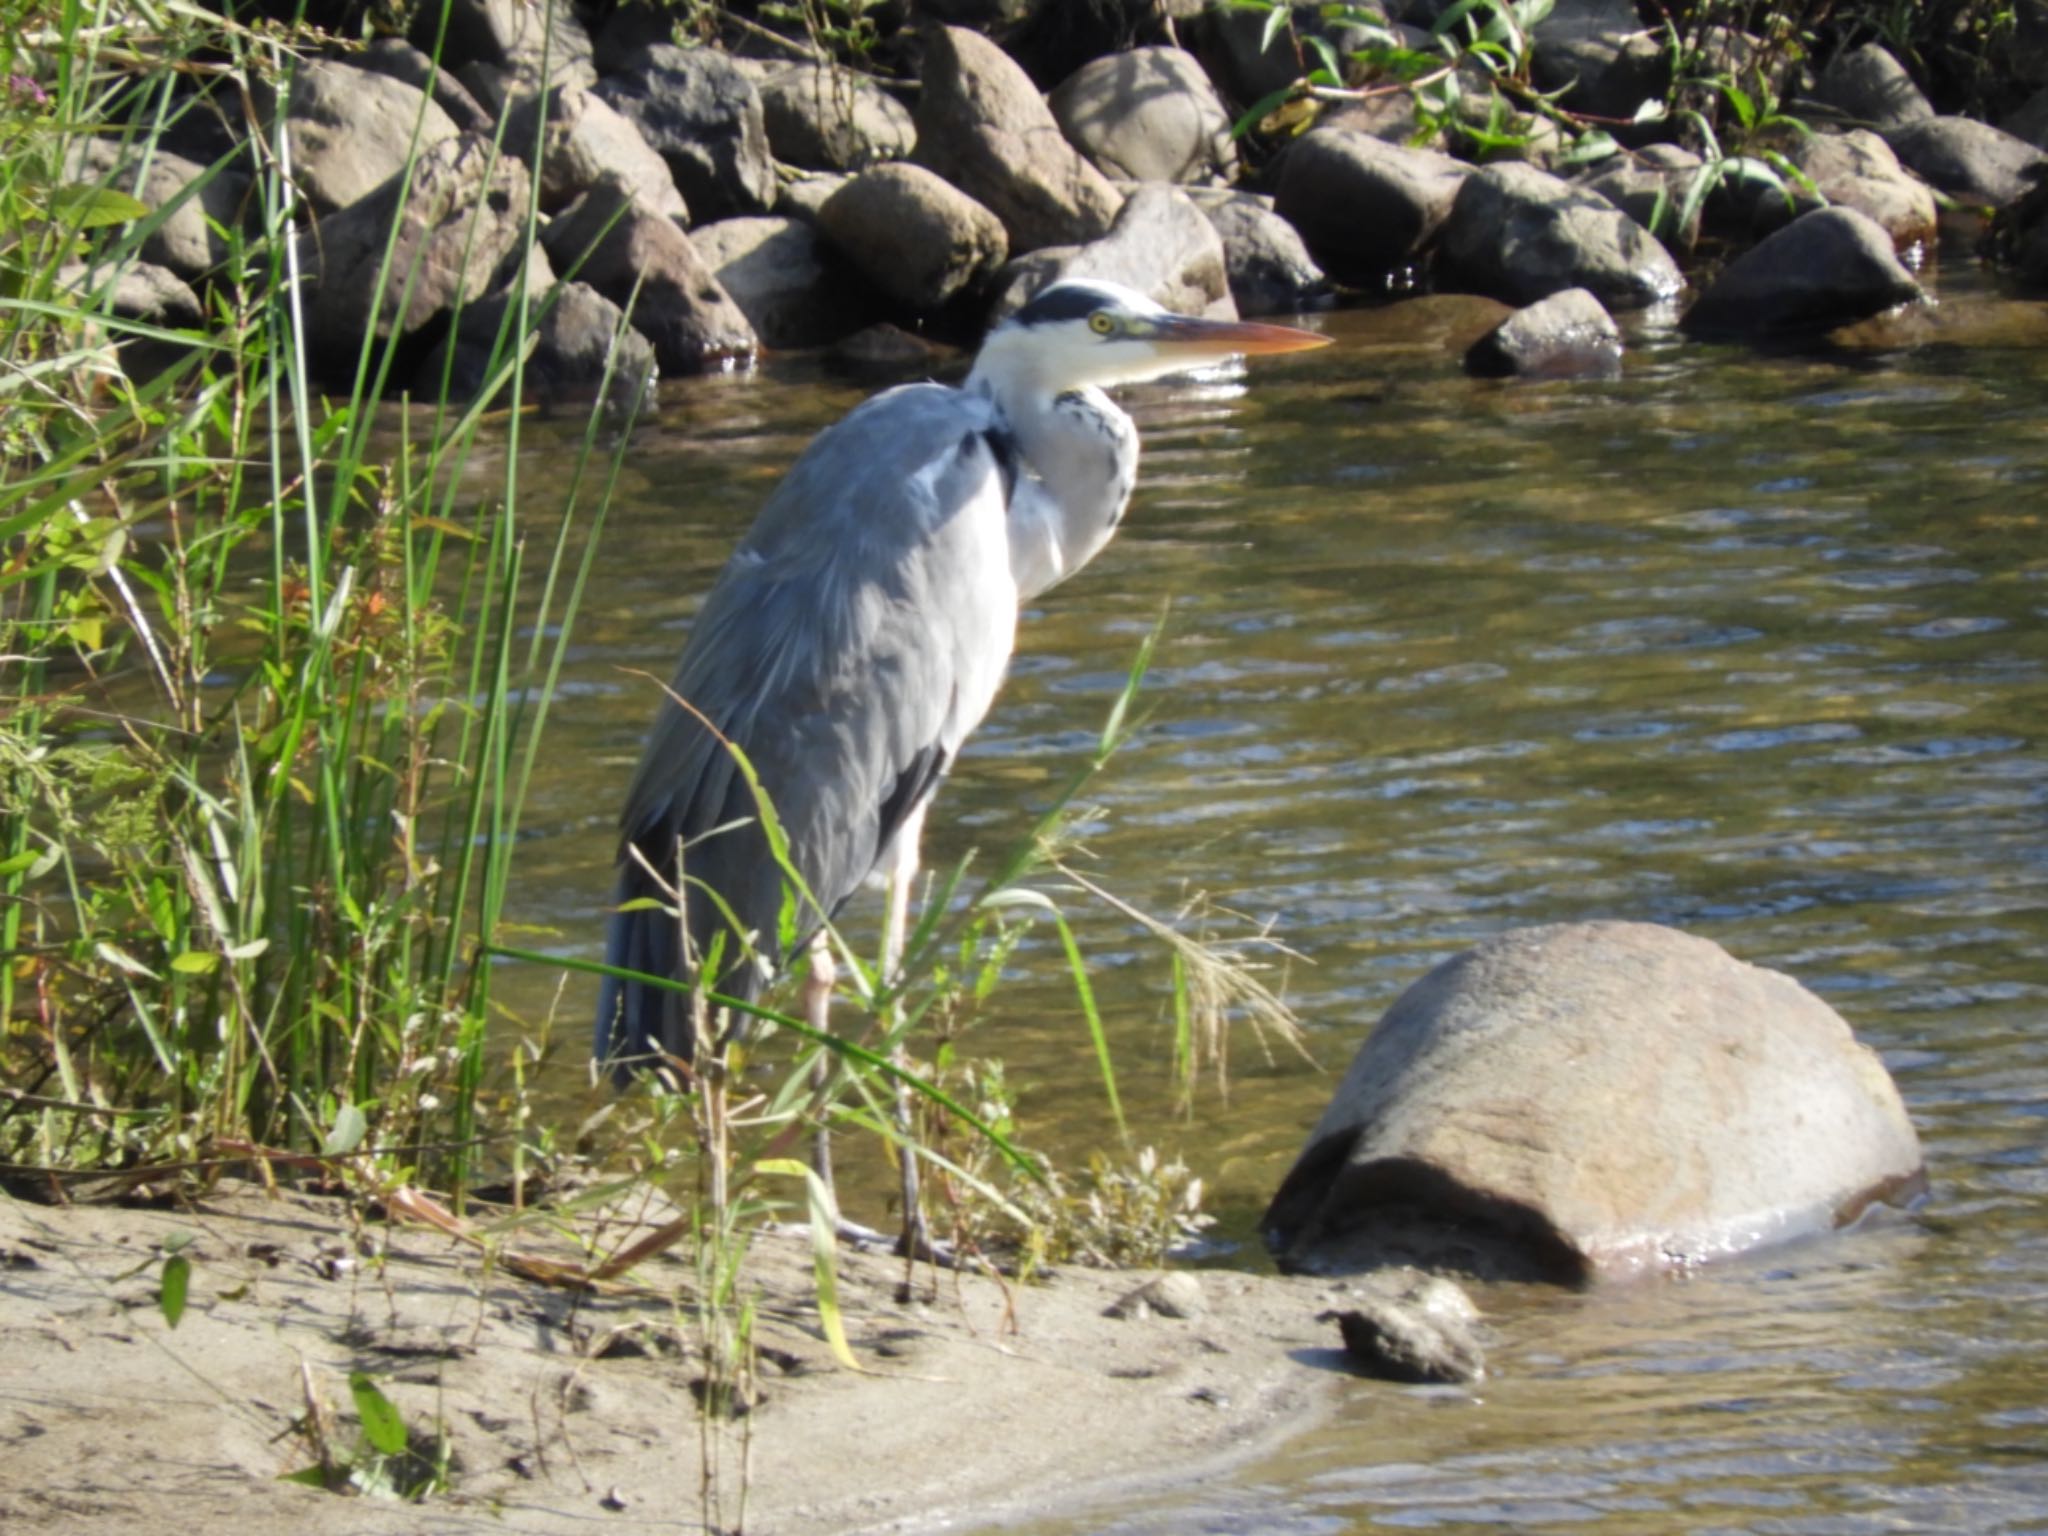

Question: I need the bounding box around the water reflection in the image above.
[501,266,2048,1533]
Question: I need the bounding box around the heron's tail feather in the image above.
[594,875,689,1080]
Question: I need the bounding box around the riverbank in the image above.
[0,1182,1345,1534]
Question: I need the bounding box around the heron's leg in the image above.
[803,931,836,1194]
[881,804,930,1259]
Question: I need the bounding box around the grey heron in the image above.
[596,279,1327,1236]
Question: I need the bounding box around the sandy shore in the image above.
[0,1182,1349,1534]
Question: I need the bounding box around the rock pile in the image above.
[63,0,2048,401]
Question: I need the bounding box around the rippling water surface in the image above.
[502,268,2048,1533]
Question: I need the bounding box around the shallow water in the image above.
[502,263,2048,1533]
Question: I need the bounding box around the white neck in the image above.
[969,369,1138,603]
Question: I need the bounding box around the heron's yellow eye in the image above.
[1089,312,1114,335]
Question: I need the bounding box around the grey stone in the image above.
[595,43,775,223]
[1887,115,2048,210]
[505,86,686,219]
[268,58,459,217]
[66,139,249,280]
[818,162,1009,312]
[1322,1270,1484,1384]
[1049,46,1237,186]
[690,215,875,349]
[913,24,1123,255]
[304,133,532,365]
[760,64,915,172]
[1576,150,1702,256]
[2003,85,2048,151]
[409,0,596,101]
[989,185,1233,323]
[60,258,204,330]
[1787,128,1937,250]
[1685,204,1923,338]
[1272,129,1468,287]
[1464,286,1622,378]
[419,278,657,414]
[1810,42,1934,132]
[540,187,757,373]
[1200,192,1328,315]
[355,37,494,133]
[1265,922,1926,1282]
[1106,1272,1206,1321]
[1441,161,1683,309]
[1529,0,1668,122]
[776,171,850,225]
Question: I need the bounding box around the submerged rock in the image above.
[1683,205,1924,339]
[1464,286,1622,379]
[1264,922,1926,1283]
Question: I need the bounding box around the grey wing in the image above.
[597,384,1020,1068]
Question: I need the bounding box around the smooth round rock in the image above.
[1264,922,1926,1283]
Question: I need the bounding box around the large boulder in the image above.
[1048,46,1237,186]
[268,58,460,217]
[913,24,1124,255]
[303,133,531,368]
[1272,130,1468,288]
[1683,205,1924,339]
[989,185,1233,322]
[540,188,757,373]
[1886,116,2048,210]
[759,64,915,172]
[690,215,877,349]
[1264,922,1927,1283]
[817,162,1009,312]
[1440,161,1683,309]
[506,85,686,219]
[594,44,776,223]
[1199,192,1328,315]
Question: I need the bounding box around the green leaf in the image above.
[323,1102,368,1156]
[44,183,151,230]
[169,951,219,975]
[348,1372,409,1457]
[159,1252,190,1328]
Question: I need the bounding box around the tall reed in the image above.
[0,4,634,1194]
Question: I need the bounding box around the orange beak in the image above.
[1145,313,1333,358]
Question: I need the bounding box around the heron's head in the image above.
[969,280,1329,397]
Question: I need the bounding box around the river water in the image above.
[503,265,2048,1533]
